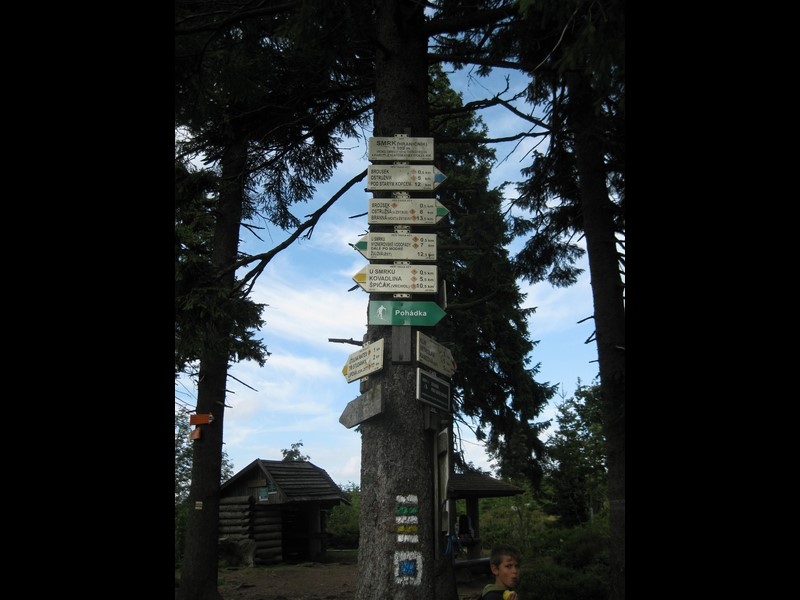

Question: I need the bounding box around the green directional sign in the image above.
[368,198,449,225]
[366,165,447,191]
[368,301,446,326]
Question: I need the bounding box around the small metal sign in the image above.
[416,368,450,413]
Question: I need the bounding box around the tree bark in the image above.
[177,132,247,600]
[566,71,626,600]
[356,2,455,599]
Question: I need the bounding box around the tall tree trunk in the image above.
[356,2,455,599]
[178,133,247,600]
[566,71,625,600]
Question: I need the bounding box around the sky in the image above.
[175,66,600,488]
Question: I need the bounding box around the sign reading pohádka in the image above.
[368,300,446,326]
[416,331,456,377]
[352,264,438,294]
[341,338,384,383]
[354,232,437,261]
[367,198,449,225]
[368,136,434,162]
[366,165,446,191]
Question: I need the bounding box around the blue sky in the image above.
[175,67,600,487]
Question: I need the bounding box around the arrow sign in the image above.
[354,232,437,261]
[368,136,434,161]
[366,165,447,191]
[339,386,383,429]
[341,338,384,383]
[416,331,456,377]
[352,264,438,294]
[368,198,449,225]
[368,301,446,326]
[417,368,451,413]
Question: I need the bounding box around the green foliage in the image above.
[326,483,361,549]
[174,159,270,375]
[525,557,608,600]
[428,63,556,488]
[281,441,310,462]
[175,407,195,504]
[470,486,609,600]
[469,487,553,560]
[542,382,607,526]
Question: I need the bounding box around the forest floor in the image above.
[177,550,491,600]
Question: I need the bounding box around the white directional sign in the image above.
[352,264,438,294]
[416,331,456,377]
[341,338,384,383]
[339,386,383,428]
[368,136,434,161]
[368,198,449,225]
[354,232,437,261]
[366,165,447,191]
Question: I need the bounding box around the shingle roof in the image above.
[221,459,350,505]
[447,471,524,499]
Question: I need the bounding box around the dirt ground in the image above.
[204,558,490,600]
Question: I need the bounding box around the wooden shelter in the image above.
[447,471,524,560]
[219,459,350,564]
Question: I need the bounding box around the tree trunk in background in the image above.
[178,133,246,600]
[566,71,626,600]
[356,2,451,599]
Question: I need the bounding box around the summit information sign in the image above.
[368,136,434,161]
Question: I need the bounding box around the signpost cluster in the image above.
[340,134,455,428]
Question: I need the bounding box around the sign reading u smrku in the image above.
[352,264,438,294]
[368,300,446,326]
[341,338,384,383]
[354,232,437,261]
[416,331,456,377]
[366,165,446,191]
[368,136,434,161]
[368,198,449,225]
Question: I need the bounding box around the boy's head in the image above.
[489,544,521,591]
[490,544,521,567]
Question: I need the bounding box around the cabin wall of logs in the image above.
[219,496,284,565]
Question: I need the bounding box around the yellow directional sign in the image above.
[341,338,385,383]
[352,264,438,294]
